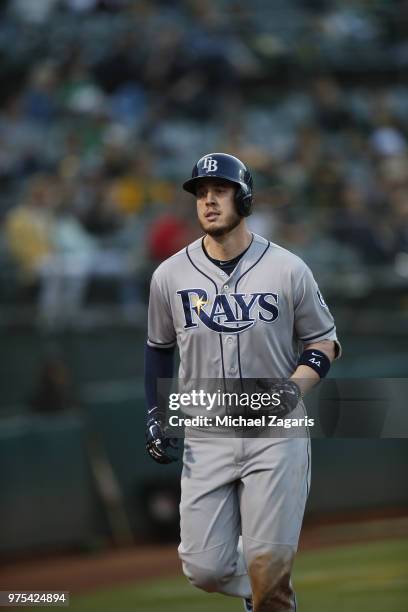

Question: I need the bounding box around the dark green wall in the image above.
[1,326,407,554]
[1,391,407,555]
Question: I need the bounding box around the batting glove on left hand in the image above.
[146,407,178,465]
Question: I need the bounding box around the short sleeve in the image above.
[147,272,177,349]
[294,266,341,358]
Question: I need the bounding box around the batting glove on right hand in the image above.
[146,407,178,465]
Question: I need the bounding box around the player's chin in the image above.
[200,218,224,235]
[204,224,230,237]
[200,216,241,237]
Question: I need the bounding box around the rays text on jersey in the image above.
[177,289,279,333]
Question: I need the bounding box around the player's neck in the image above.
[204,225,252,261]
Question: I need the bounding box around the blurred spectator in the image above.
[312,77,353,132]
[247,186,284,241]
[93,33,142,95]
[5,174,56,285]
[52,196,140,324]
[147,198,198,262]
[0,96,47,178]
[81,186,124,236]
[307,156,344,210]
[22,61,59,124]
[59,56,107,117]
[109,155,176,217]
[370,125,407,157]
[388,186,408,255]
[330,183,395,264]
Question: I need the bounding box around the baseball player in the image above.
[144,153,341,611]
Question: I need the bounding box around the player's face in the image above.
[196,179,242,237]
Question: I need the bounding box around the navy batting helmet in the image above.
[183,153,253,217]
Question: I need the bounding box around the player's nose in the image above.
[204,189,217,205]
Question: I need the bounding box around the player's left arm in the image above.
[290,262,342,398]
[291,339,336,396]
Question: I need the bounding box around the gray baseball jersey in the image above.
[147,233,340,380]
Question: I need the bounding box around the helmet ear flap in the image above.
[235,186,253,217]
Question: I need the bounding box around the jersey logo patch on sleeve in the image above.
[317,290,328,308]
[177,289,279,333]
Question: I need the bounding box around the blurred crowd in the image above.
[0,0,407,326]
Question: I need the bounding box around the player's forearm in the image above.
[290,365,320,396]
[144,344,175,415]
[291,340,335,396]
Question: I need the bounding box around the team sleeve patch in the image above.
[317,290,328,308]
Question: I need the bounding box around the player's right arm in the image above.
[144,345,178,463]
[145,270,178,464]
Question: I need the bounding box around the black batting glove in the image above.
[146,407,178,464]
[256,379,301,417]
[272,379,302,416]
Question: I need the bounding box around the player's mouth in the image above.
[205,211,220,221]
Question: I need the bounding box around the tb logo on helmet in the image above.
[202,156,218,172]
